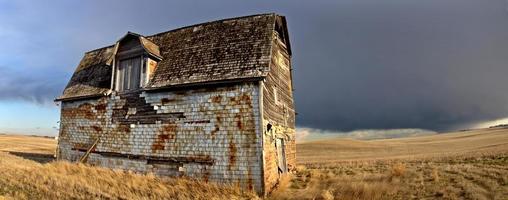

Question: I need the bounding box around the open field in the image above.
[298,128,508,164]
[0,128,507,199]
[272,128,508,199]
[0,134,55,154]
[0,135,257,200]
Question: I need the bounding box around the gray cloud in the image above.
[0,67,65,104]
[290,0,508,131]
[1,0,508,131]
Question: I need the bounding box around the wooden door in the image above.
[276,138,287,174]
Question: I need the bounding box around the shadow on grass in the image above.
[8,151,55,164]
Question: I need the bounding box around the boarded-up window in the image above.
[117,57,141,92]
[275,138,287,174]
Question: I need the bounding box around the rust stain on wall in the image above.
[240,93,251,104]
[235,114,243,130]
[117,124,131,132]
[163,123,177,134]
[61,103,94,120]
[202,168,211,182]
[80,103,96,120]
[228,137,237,171]
[94,103,107,111]
[152,124,177,152]
[247,169,254,191]
[211,95,222,103]
[211,125,219,139]
[91,126,102,132]
[59,83,266,194]
[229,97,237,103]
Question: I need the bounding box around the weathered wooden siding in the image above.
[57,82,264,193]
[261,31,296,192]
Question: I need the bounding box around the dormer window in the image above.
[117,56,142,92]
[113,32,162,92]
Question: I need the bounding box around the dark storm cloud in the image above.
[0,67,65,104]
[289,0,508,131]
[1,0,508,131]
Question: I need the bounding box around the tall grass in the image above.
[0,153,257,200]
[270,153,508,200]
[269,165,398,200]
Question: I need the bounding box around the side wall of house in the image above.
[58,82,264,193]
[261,31,296,192]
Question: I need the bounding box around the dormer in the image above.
[113,32,162,92]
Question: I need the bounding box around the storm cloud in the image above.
[291,0,508,131]
[0,67,65,104]
[1,0,508,131]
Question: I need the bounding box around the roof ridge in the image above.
[83,13,277,54]
[147,13,276,38]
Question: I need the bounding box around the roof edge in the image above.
[54,93,107,102]
[145,77,265,92]
[56,77,266,101]
[84,44,115,54]
[149,13,278,38]
[83,13,279,54]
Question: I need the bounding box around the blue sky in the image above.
[0,102,59,135]
[2,0,508,136]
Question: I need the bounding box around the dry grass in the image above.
[1,128,508,199]
[0,134,55,154]
[273,128,508,200]
[297,128,508,163]
[269,155,508,199]
[0,134,257,200]
[390,163,406,177]
[270,163,398,200]
[0,152,257,200]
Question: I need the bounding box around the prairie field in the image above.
[273,128,508,200]
[0,128,507,199]
[0,135,257,200]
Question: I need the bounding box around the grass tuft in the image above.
[390,163,406,177]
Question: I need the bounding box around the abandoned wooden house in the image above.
[55,13,295,194]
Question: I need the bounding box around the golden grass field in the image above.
[274,128,508,200]
[0,128,507,199]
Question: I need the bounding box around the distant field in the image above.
[0,128,507,199]
[298,128,508,164]
[0,134,55,154]
[272,128,508,199]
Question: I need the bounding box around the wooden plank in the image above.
[78,138,100,163]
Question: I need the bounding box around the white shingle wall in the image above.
[58,82,263,193]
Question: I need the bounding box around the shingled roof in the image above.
[57,13,290,101]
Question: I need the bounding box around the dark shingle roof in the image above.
[58,47,114,101]
[57,13,287,101]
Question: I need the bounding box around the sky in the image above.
[1,0,508,137]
